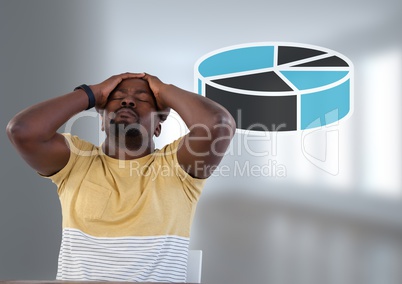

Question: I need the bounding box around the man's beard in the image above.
[110,119,142,138]
[109,119,145,153]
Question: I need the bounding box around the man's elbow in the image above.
[6,119,35,146]
[211,111,237,138]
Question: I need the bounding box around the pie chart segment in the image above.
[293,55,349,67]
[206,84,298,131]
[198,46,275,77]
[281,71,349,90]
[213,72,293,92]
[277,46,326,65]
[301,80,351,129]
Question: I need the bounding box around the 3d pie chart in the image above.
[194,43,353,131]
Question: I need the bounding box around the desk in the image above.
[0,280,196,284]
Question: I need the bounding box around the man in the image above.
[7,72,236,282]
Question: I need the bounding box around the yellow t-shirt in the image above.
[44,133,206,282]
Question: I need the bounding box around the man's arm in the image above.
[142,73,236,179]
[6,73,145,176]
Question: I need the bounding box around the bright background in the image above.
[1,1,401,283]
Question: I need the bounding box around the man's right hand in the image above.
[91,72,147,112]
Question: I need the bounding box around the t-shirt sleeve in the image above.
[41,133,96,189]
[160,137,207,203]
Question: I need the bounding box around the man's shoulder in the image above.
[154,136,184,158]
[61,133,99,155]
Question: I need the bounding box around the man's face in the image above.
[101,78,161,139]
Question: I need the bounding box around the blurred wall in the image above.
[1,1,401,283]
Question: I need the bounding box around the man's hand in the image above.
[91,72,146,112]
[140,73,171,119]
